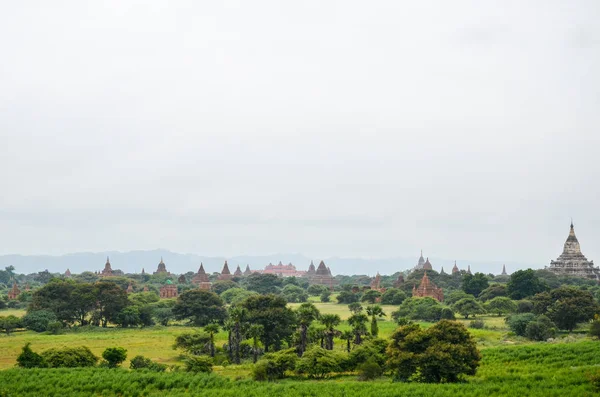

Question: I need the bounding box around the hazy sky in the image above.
[1,1,599,265]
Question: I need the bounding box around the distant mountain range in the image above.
[0,250,545,276]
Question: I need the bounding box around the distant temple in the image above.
[306,261,316,276]
[370,273,382,290]
[547,222,599,280]
[192,263,212,291]
[178,274,186,284]
[7,281,20,300]
[413,250,426,271]
[100,257,113,277]
[159,280,178,298]
[263,261,306,277]
[306,260,335,289]
[412,271,443,302]
[234,265,243,277]
[218,261,233,280]
[422,258,433,271]
[501,264,508,276]
[154,258,169,275]
[467,265,472,275]
[127,283,134,294]
[243,265,252,276]
[65,269,72,277]
[393,274,405,288]
[439,266,446,275]
[452,261,459,274]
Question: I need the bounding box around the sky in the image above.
[1,1,599,266]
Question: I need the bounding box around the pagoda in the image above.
[218,261,233,280]
[100,257,113,277]
[159,280,178,298]
[306,260,335,289]
[234,265,243,277]
[501,264,508,276]
[154,258,169,275]
[422,257,433,271]
[548,222,599,280]
[306,261,316,276]
[393,274,405,288]
[412,271,443,302]
[65,269,72,277]
[126,283,134,294]
[413,250,426,272]
[192,263,212,291]
[243,265,252,276]
[7,281,20,300]
[452,261,459,274]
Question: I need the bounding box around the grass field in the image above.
[1,341,599,396]
[1,303,534,373]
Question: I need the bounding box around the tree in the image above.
[295,346,342,379]
[211,280,238,296]
[203,324,220,357]
[0,315,21,335]
[94,281,130,327]
[71,283,97,326]
[320,290,331,302]
[173,332,212,355]
[366,305,386,337]
[505,313,536,336]
[153,307,173,326]
[348,302,363,314]
[453,297,486,319]
[337,290,359,304]
[247,324,263,363]
[532,287,599,331]
[340,330,354,353]
[506,269,547,300]
[361,290,382,304]
[22,310,58,332]
[380,288,407,305]
[296,303,320,355]
[29,280,77,324]
[485,297,517,316]
[41,346,98,368]
[172,290,227,326]
[478,284,508,302]
[590,314,600,339]
[242,294,296,352]
[244,273,282,294]
[348,310,369,346]
[525,315,557,341]
[444,290,471,306]
[320,314,341,350]
[220,288,257,305]
[228,306,247,364]
[391,297,443,322]
[184,356,213,373]
[307,284,328,296]
[387,320,480,383]
[102,347,127,368]
[282,284,308,303]
[462,273,489,297]
[116,306,141,328]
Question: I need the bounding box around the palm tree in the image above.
[320,313,341,350]
[366,305,386,337]
[295,302,320,356]
[228,306,247,364]
[347,312,369,345]
[340,330,354,353]
[203,323,220,357]
[247,324,263,363]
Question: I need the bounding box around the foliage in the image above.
[22,310,58,332]
[242,294,296,352]
[469,319,485,329]
[361,290,382,304]
[252,348,297,381]
[296,346,343,378]
[532,287,599,331]
[452,297,486,319]
[346,339,388,371]
[392,297,443,322]
[505,313,536,336]
[184,355,213,373]
[172,290,227,326]
[296,302,320,355]
[102,347,127,368]
[366,305,386,337]
[41,346,98,368]
[440,307,455,320]
[525,315,557,341]
[129,355,167,372]
[347,310,369,346]
[590,314,600,339]
[211,280,239,296]
[320,313,341,350]
[320,290,331,302]
[173,332,212,355]
[307,284,328,296]
[115,306,141,328]
[357,357,383,381]
[220,288,257,305]
[336,290,360,304]
[506,269,547,300]
[16,343,47,368]
[380,288,407,305]
[444,290,471,306]
[281,284,308,303]
[516,300,534,313]
[244,273,282,295]
[462,272,489,297]
[485,297,517,316]
[387,320,480,383]
[0,315,22,335]
[478,284,508,302]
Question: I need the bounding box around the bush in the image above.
[184,356,213,373]
[516,300,534,313]
[252,349,297,381]
[392,297,443,322]
[102,347,127,368]
[440,307,455,320]
[320,291,331,303]
[345,339,387,371]
[505,313,536,336]
[130,355,167,372]
[380,288,407,305]
[22,310,57,332]
[357,357,383,381]
[47,321,63,335]
[41,346,98,368]
[525,315,557,341]
[295,346,343,379]
[16,343,47,368]
[469,319,485,329]
[590,314,600,339]
[337,290,359,304]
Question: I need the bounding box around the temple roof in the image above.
[558,222,587,260]
[221,261,231,275]
[423,257,433,271]
[418,250,425,267]
[244,265,252,275]
[316,261,329,275]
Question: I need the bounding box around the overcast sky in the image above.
[1,1,599,266]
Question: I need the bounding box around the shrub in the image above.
[440,307,455,320]
[130,355,168,372]
[41,346,98,368]
[252,349,297,381]
[346,339,387,371]
[505,313,536,336]
[22,310,57,332]
[590,314,600,339]
[516,300,534,313]
[16,343,47,368]
[525,315,557,341]
[380,288,407,305]
[469,319,485,329]
[47,321,63,335]
[337,290,359,304]
[295,346,343,379]
[320,291,331,303]
[392,297,443,322]
[184,356,213,373]
[102,347,127,368]
[357,357,383,381]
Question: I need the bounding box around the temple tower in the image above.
[548,221,599,279]
[192,263,212,291]
[218,261,233,280]
[101,257,113,277]
[154,257,169,274]
[412,271,443,301]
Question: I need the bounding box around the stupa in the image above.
[548,222,599,280]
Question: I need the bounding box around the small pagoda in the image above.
[451,261,459,274]
[306,260,336,289]
[126,283,134,294]
[218,261,233,280]
[243,265,252,276]
[100,257,113,277]
[412,271,443,302]
[7,281,20,300]
[154,258,169,275]
[191,263,212,291]
[159,280,178,298]
[234,265,243,277]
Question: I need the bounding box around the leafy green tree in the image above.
[220,288,257,305]
[348,302,363,314]
[242,294,296,352]
[102,347,127,368]
[380,288,407,305]
[505,313,536,336]
[478,284,508,302]
[252,348,297,381]
[296,302,320,355]
[462,272,489,296]
[282,284,308,303]
[532,287,599,331]
[116,306,141,328]
[525,315,557,341]
[295,346,343,379]
[337,290,359,304]
[184,356,213,373]
[172,290,227,326]
[590,314,600,339]
[16,343,47,368]
[444,290,471,306]
[366,305,386,337]
[41,346,98,368]
[340,330,354,353]
[361,290,382,304]
[485,297,517,316]
[94,281,130,327]
[228,306,247,364]
[129,355,167,372]
[348,310,369,346]
[307,284,328,296]
[387,320,480,382]
[392,297,443,322]
[71,283,96,326]
[22,310,57,332]
[29,280,77,324]
[320,290,331,302]
[247,324,264,363]
[320,313,341,350]
[0,315,21,335]
[211,280,238,295]
[506,269,547,300]
[244,273,282,294]
[173,332,212,355]
[452,297,486,319]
